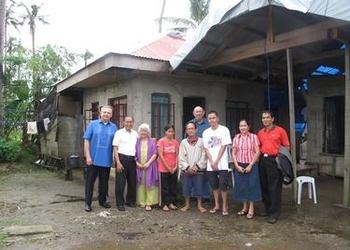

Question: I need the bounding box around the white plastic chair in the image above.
[296,176,317,205]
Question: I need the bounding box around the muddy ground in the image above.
[0,163,349,250]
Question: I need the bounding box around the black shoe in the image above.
[259,211,269,217]
[202,198,211,204]
[126,202,136,208]
[84,204,92,212]
[99,202,111,208]
[266,216,278,224]
[117,205,125,211]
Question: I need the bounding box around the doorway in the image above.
[183,97,206,133]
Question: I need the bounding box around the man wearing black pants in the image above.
[113,116,138,211]
[257,110,290,224]
[85,167,110,208]
[83,105,118,212]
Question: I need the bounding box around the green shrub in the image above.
[0,138,22,162]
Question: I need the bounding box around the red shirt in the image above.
[257,126,290,156]
[157,137,179,173]
[232,132,259,164]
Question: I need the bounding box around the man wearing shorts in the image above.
[203,111,232,216]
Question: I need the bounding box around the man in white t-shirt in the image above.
[113,116,138,211]
[202,111,232,216]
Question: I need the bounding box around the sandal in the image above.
[162,205,170,211]
[209,207,220,214]
[169,204,178,210]
[237,210,248,216]
[197,207,207,213]
[145,206,152,211]
[222,210,229,216]
[246,213,254,219]
[180,206,190,212]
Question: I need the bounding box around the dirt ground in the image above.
[0,163,350,250]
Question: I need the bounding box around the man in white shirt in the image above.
[202,111,232,216]
[113,116,138,211]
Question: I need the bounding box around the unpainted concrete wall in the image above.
[306,76,344,177]
[83,73,228,140]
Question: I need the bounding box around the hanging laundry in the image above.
[43,117,51,131]
[27,122,38,134]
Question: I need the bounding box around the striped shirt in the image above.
[178,138,206,172]
[232,132,259,164]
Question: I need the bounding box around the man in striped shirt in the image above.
[179,122,207,212]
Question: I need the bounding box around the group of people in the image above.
[83,105,290,224]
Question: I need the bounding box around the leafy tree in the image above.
[2,40,78,140]
[3,39,30,139]
[29,45,77,108]
[0,0,6,137]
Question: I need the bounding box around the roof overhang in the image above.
[56,53,170,92]
[170,0,350,81]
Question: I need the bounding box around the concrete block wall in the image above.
[83,72,228,140]
[306,76,345,177]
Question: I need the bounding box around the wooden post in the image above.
[343,45,350,206]
[286,48,297,202]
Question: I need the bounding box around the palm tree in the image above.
[189,0,210,24]
[4,0,23,71]
[158,0,166,33]
[156,0,210,33]
[82,49,93,66]
[5,0,22,44]
[20,3,48,55]
[0,0,6,137]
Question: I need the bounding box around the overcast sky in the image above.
[13,0,186,57]
[11,0,242,59]
[13,0,304,61]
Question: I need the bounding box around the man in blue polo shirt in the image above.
[83,105,118,212]
[190,106,210,137]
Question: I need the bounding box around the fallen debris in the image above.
[98,211,111,218]
[2,225,53,236]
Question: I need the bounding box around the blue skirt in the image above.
[233,163,262,202]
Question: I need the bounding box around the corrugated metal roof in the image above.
[170,0,350,70]
[132,34,186,61]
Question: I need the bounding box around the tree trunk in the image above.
[31,29,35,55]
[0,0,6,137]
[158,0,166,33]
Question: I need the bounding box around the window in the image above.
[91,102,99,120]
[226,100,253,136]
[109,96,127,127]
[83,102,99,130]
[151,93,175,138]
[323,96,344,154]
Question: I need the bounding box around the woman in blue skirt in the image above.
[232,119,261,219]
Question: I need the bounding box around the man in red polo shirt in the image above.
[257,110,290,224]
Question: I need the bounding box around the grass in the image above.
[0,233,8,243]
